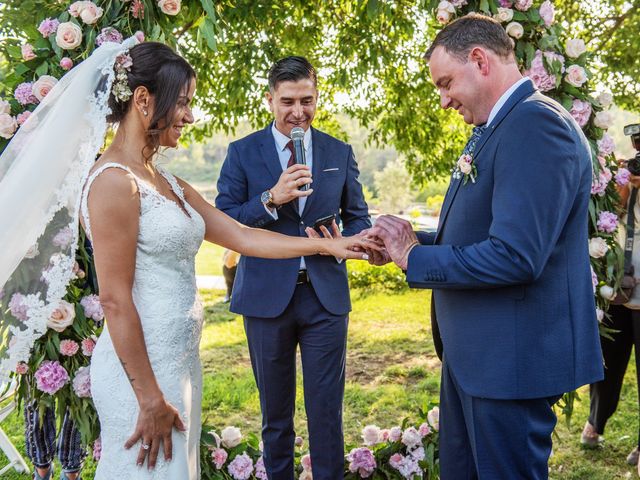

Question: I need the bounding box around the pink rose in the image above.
[514,0,533,11]
[81,338,96,356]
[569,99,591,128]
[16,111,31,125]
[32,75,58,102]
[47,300,75,332]
[0,113,18,139]
[60,57,74,70]
[588,237,608,259]
[565,65,587,87]
[157,0,182,15]
[56,22,83,50]
[211,447,228,469]
[0,99,10,115]
[539,1,555,27]
[21,44,36,61]
[134,30,145,42]
[361,425,381,446]
[505,21,524,39]
[494,8,513,23]
[60,339,80,356]
[69,1,103,24]
[15,362,29,375]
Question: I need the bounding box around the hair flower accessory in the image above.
[112,53,133,103]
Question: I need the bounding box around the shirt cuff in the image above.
[263,203,278,220]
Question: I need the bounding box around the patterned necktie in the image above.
[286,140,295,168]
[462,124,487,156]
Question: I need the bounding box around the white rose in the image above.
[401,427,422,449]
[78,2,103,24]
[438,0,455,12]
[459,160,472,174]
[505,21,524,39]
[436,9,452,24]
[596,308,604,322]
[427,406,440,431]
[599,285,616,301]
[47,300,76,332]
[220,426,242,448]
[565,38,586,59]
[588,237,608,258]
[157,0,182,15]
[56,22,83,50]
[0,99,10,115]
[594,110,614,130]
[361,425,381,446]
[564,65,587,88]
[0,113,17,139]
[494,8,514,23]
[32,75,58,102]
[597,92,613,109]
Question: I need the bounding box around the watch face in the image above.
[261,191,271,204]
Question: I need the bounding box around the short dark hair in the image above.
[267,56,317,91]
[107,42,196,159]
[424,13,514,62]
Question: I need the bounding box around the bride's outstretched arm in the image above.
[177,178,374,260]
[85,168,184,470]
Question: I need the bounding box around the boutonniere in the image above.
[452,153,477,185]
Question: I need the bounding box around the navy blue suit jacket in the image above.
[216,125,371,318]
[407,81,603,399]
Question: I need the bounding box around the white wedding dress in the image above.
[81,162,205,479]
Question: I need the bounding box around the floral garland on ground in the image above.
[201,407,440,480]
[429,0,626,419]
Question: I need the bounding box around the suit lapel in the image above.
[301,127,325,218]
[435,80,536,244]
[259,123,285,186]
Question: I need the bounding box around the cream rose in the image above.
[56,22,83,50]
[220,426,242,448]
[47,300,76,332]
[597,92,613,109]
[0,99,10,115]
[505,21,524,39]
[436,9,452,24]
[0,113,18,140]
[596,308,604,322]
[32,75,58,102]
[599,285,615,301]
[564,65,587,87]
[361,425,382,446]
[21,44,37,61]
[69,1,103,24]
[588,237,608,258]
[494,8,514,23]
[594,110,614,130]
[565,38,586,59]
[157,0,182,15]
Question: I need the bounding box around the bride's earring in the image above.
[143,110,148,116]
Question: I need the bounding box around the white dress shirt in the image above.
[486,77,530,127]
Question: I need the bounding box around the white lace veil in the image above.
[0,37,140,382]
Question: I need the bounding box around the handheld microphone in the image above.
[290,127,309,191]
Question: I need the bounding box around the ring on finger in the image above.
[141,443,150,450]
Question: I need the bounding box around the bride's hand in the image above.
[124,396,186,469]
[315,232,382,260]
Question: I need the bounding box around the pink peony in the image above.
[616,168,631,186]
[255,456,267,480]
[539,1,555,26]
[380,429,390,441]
[389,452,421,478]
[591,265,598,293]
[53,226,74,248]
[14,82,38,105]
[16,111,31,125]
[15,362,29,375]
[35,360,69,394]
[347,447,376,478]
[498,0,513,5]
[81,338,96,356]
[401,427,422,449]
[597,134,616,156]
[72,365,91,397]
[80,295,104,322]
[389,426,403,442]
[21,44,37,61]
[597,211,618,233]
[514,0,533,11]
[60,339,80,356]
[427,406,440,431]
[38,18,60,37]
[227,452,253,480]
[301,453,312,471]
[569,99,592,128]
[591,171,608,196]
[525,50,556,92]
[211,448,228,469]
[96,27,123,46]
[361,425,381,446]
[9,293,29,321]
[418,422,432,436]
[60,57,73,70]
[93,437,102,461]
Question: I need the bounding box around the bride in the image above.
[0,38,372,479]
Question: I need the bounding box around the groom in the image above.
[366,14,603,478]
[216,56,370,479]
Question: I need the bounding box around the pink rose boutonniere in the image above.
[453,153,477,184]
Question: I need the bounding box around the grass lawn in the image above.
[195,241,226,276]
[0,287,638,478]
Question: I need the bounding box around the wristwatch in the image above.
[261,190,278,209]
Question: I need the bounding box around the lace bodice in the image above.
[83,162,205,479]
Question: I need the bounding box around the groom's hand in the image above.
[357,228,392,265]
[367,215,419,270]
[270,164,313,206]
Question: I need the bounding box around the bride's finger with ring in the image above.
[137,439,151,466]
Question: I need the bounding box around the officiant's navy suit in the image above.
[216,124,370,480]
[408,80,603,478]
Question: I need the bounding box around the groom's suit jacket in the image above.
[407,80,604,399]
[216,124,371,318]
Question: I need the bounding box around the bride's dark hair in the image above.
[107,42,196,160]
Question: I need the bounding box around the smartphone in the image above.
[313,214,336,232]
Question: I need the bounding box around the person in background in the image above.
[222,249,240,303]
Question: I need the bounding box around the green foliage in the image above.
[348,261,409,292]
